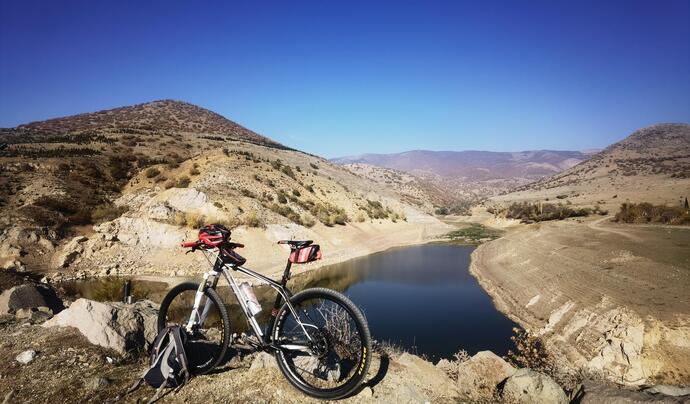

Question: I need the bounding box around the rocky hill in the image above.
[333,149,592,205]
[492,123,690,208]
[16,99,285,148]
[0,101,449,276]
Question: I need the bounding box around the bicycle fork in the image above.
[186,270,218,331]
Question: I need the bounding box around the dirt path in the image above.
[587,216,642,242]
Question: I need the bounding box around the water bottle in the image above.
[239,282,262,316]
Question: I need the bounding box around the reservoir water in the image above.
[61,243,515,361]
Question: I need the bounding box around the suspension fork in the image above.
[186,260,221,331]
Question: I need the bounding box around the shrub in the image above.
[507,327,581,391]
[281,165,296,179]
[504,202,591,223]
[269,203,302,225]
[302,215,316,227]
[310,162,319,170]
[277,192,288,204]
[614,202,690,225]
[292,189,301,197]
[145,167,160,178]
[240,188,256,198]
[91,204,128,223]
[176,176,191,188]
[189,167,200,176]
[243,211,262,228]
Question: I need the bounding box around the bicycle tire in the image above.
[272,287,372,400]
[157,282,231,375]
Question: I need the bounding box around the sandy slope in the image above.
[470,215,690,385]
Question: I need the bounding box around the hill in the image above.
[16,99,285,148]
[491,123,690,209]
[0,101,449,276]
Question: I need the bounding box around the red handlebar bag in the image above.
[289,245,322,264]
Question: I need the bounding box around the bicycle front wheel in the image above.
[272,287,372,400]
[157,282,231,374]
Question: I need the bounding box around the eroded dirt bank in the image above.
[470,216,690,386]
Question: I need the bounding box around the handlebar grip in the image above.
[181,241,199,248]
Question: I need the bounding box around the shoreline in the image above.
[466,217,690,387]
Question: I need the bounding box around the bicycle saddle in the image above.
[277,240,313,248]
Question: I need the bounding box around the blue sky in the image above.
[1,1,688,158]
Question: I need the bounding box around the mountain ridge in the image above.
[12,99,286,149]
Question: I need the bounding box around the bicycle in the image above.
[157,224,372,400]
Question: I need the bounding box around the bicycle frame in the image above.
[186,248,314,351]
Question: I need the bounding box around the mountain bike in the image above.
[157,224,371,400]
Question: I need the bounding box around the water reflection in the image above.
[58,243,515,361]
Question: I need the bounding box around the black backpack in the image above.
[120,325,192,403]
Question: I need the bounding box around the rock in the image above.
[250,352,278,370]
[43,298,158,355]
[2,390,14,404]
[38,238,55,252]
[53,236,87,268]
[2,259,25,272]
[502,368,568,404]
[86,376,111,391]
[15,349,37,364]
[456,350,516,401]
[580,381,687,403]
[358,386,374,399]
[16,306,53,323]
[0,284,64,314]
[644,385,690,397]
[147,203,176,221]
[397,352,457,397]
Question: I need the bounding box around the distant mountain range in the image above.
[332,149,595,180]
[331,149,598,203]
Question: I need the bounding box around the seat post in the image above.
[281,259,293,286]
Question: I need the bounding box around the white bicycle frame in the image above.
[185,248,314,351]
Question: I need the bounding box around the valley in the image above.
[1,102,689,402]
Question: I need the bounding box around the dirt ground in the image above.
[470,215,690,385]
[0,318,458,404]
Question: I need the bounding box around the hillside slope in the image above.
[492,123,690,208]
[0,101,449,276]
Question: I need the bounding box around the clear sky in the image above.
[1,1,688,158]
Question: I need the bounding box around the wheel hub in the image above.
[308,329,329,357]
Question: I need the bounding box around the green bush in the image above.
[504,202,591,223]
[145,167,160,178]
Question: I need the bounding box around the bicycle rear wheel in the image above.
[157,282,230,374]
[272,287,372,400]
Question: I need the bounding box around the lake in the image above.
[59,243,516,361]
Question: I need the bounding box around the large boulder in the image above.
[456,350,517,401]
[0,284,64,314]
[502,368,568,404]
[43,298,158,355]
